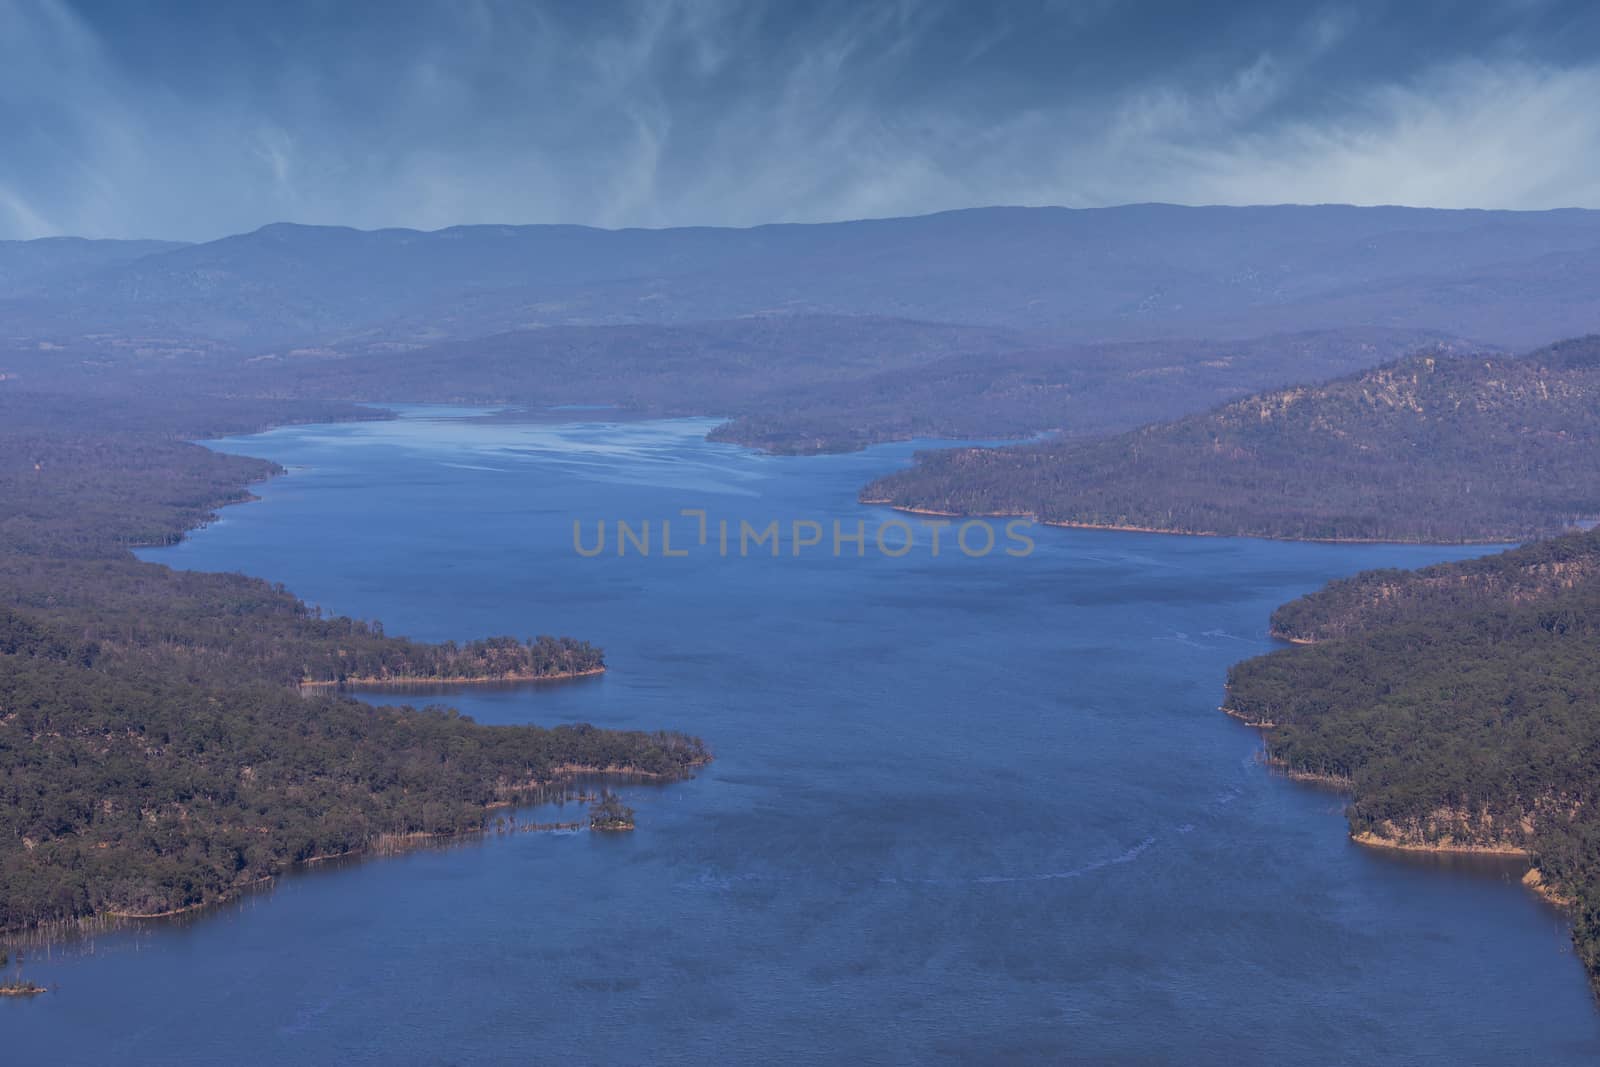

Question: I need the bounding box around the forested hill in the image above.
[863,336,1600,543]
[0,388,706,934]
[1224,535,1600,990]
[1269,528,1600,642]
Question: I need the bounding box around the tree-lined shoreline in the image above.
[0,392,708,943]
[1224,528,1600,991]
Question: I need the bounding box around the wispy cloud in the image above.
[0,0,1596,240]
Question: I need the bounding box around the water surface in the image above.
[9,408,1597,1064]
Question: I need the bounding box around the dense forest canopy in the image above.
[0,387,705,933]
[864,337,1600,543]
[1226,532,1600,989]
[1268,527,1600,642]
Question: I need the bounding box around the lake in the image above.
[8,407,1599,1064]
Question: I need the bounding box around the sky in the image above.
[2,0,1599,241]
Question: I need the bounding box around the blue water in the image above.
[9,408,1598,1064]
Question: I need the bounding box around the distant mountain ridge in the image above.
[5,204,1600,349]
[0,236,188,293]
[863,336,1600,543]
[230,318,1452,455]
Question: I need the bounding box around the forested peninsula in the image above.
[1225,528,1600,988]
[886,330,1600,992]
[863,337,1600,543]
[0,389,707,934]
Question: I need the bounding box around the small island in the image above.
[0,980,47,998]
[1,951,45,996]
[589,792,636,832]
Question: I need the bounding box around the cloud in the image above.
[0,0,1596,240]
[1158,60,1600,209]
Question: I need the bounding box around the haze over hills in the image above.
[702,328,1466,453]
[0,236,188,293]
[229,317,1454,454]
[4,205,1600,351]
[8,202,1600,543]
[6,201,1597,467]
[863,337,1600,543]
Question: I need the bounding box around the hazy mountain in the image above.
[225,318,1452,456]
[5,205,1599,349]
[0,236,188,294]
[241,314,1025,411]
[863,336,1600,542]
[704,327,1464,453]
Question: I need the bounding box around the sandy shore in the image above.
[300,666,606,688]
[870,501,1518,545]
[1521,867,1577,907]
[1350,830,1530,857]
[1219,704,1275,729]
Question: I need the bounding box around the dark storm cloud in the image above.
[2,0,1598,239]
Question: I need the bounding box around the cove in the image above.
[7,407,1598,1065]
